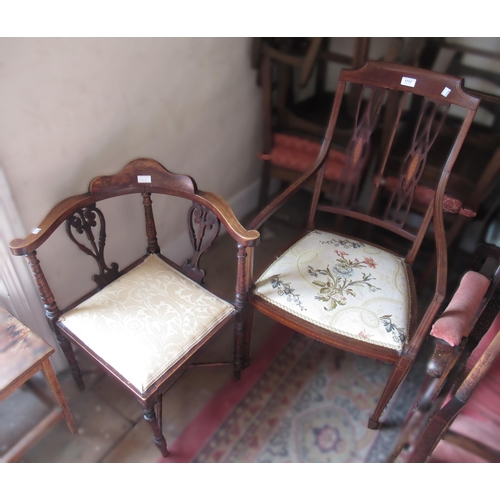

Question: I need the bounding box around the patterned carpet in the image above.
[161,325,428,463]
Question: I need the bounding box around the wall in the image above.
[0,38,262,366]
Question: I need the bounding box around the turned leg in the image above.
[233,243,250,381]
[143,404,169,458]
[25,250,85,392]
[368,356,413,430]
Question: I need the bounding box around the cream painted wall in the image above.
[0,37,261,233]
[0,38,262,366]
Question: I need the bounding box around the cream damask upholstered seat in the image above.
[254,230,410,352]
[9,159,260,458]
[59,254,235,394]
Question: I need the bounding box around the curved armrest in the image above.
[250,148,330,231]
[196,191,260,247]
[10,159,260,256]
[9,194,94,256]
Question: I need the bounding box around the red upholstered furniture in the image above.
[389,243,500,462]
[259,133,349,182]
[429,271,490,347]
[412,311,500,463]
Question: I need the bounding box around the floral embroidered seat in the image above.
[254,230,410,353]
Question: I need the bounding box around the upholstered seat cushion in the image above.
[59,254,235,394]
[260,133,348,181]
[253,230,411,352]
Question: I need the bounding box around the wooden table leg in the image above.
[40,359,78,434]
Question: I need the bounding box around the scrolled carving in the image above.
[66,204,119,289]
[182,203,220,284]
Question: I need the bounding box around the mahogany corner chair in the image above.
[239,61,480,430]
[8,159,260,458]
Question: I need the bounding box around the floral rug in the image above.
[161,325,427,463]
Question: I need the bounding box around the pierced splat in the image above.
[332,86,386,208]
[384,98,450,226]
[66,204,119,289]
[182,202,221,284]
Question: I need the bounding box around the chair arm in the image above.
[9,194,94,256]
[196,191,260,247]
[427,271,490,377]
[431,271,490,346]
[249,153,329,231]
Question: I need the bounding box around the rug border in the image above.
[160,325,293,463]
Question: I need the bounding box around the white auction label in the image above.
[401,76,417,87]
[137,175,152,183]
[441,87,451,97]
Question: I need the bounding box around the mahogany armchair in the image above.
[241,61,480,430]
[8,159,259,458]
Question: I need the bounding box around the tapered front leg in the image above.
[368,355,413,430]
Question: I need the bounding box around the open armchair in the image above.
[9,159,260,458]
[240,61,480,430]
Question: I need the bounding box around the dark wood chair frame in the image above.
[241,61,480,430]
[9,158,260,458]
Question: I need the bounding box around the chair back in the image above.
[303,62,480,287]
[9,158,259,321]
